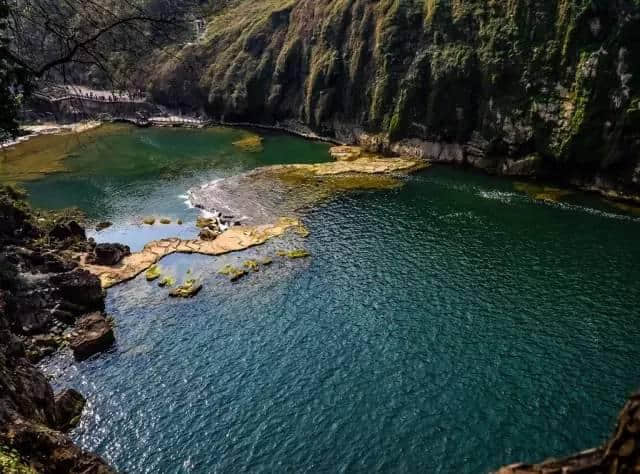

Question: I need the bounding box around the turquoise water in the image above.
[29,127,640,473]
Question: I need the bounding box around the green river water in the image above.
[3,124,639,473]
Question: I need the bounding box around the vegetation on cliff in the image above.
[147,0,640,193]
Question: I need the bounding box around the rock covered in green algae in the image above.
[142,217,155,225]
[145,264,162,281]
[513,182,573,202]
[243,260,260,272]
[276,249,311,259]
[292,225,310,238]
[169,279,203,298]
[218,264,248,281]
[159,218,171,224]
[158,276,176,287]
[232,134,264,153]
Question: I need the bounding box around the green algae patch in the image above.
[329,146,362,161]
[158,276,176,287]
[0,445,37,474]
[218,264,248,281]
[145,264,162,281]
[159,218,171,224]
[243,260,260,272]
[605,200,640,217]
[196,216,215,228]
[232,134,264,153]
[292,224,310,238]
[0,122,127,184]
[143,217,156,225]
[276,249,311,259]
[514,182,573,202]
[169,278,202,298]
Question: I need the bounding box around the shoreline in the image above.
[5,117,640,210]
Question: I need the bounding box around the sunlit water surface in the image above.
[20,125,640,473]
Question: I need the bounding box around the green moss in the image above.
[169,278,203,298]
[232,134,264,152]
[218,264,248,281]
[243,260,260,271]
[292,225,310,238]
[0,445,37,474]
[145,264,162,281]
[158,276,176,287]
[276,248,311,258]
[514,181,573,202]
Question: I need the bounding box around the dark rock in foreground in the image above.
[0,186,115,472]
[54,388,85,431]
[49,220,85,241]
[68,313,115,360]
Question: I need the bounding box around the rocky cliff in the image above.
[147,0,640,195]
[0,186,114,473]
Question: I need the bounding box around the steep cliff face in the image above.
[148,0,640,193]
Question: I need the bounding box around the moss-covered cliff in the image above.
[148,0,640,193]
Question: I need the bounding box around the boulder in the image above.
[51,269,104,313]
[54,388,85,431]
[49,221,86,241]
[68,313,114,360]
[199,227,220,240]
[87,243,131,266]
[95,221,112,231]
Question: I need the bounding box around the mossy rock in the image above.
[158,276,176,287]
[159,218,171,224]
[243,260,260,272]
[514,182,572,202]
[232,134,264,153]
[196,216,216,228]
[168,278,202,298]
[218,264,248,281]
[142,217,156,225]
[276,249,311,258]
[145,264,162,281]
[0,445,37,474]
[177,219,183,225]
[292,225,310,238]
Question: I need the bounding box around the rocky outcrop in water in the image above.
[148,0,640,197]
[68,313,115,361]
[0,186,114,472]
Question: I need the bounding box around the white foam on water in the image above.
[478,190,518,203]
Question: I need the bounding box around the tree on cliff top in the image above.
[0,0,197,139]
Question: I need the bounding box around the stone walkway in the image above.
[79,218,300,288]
